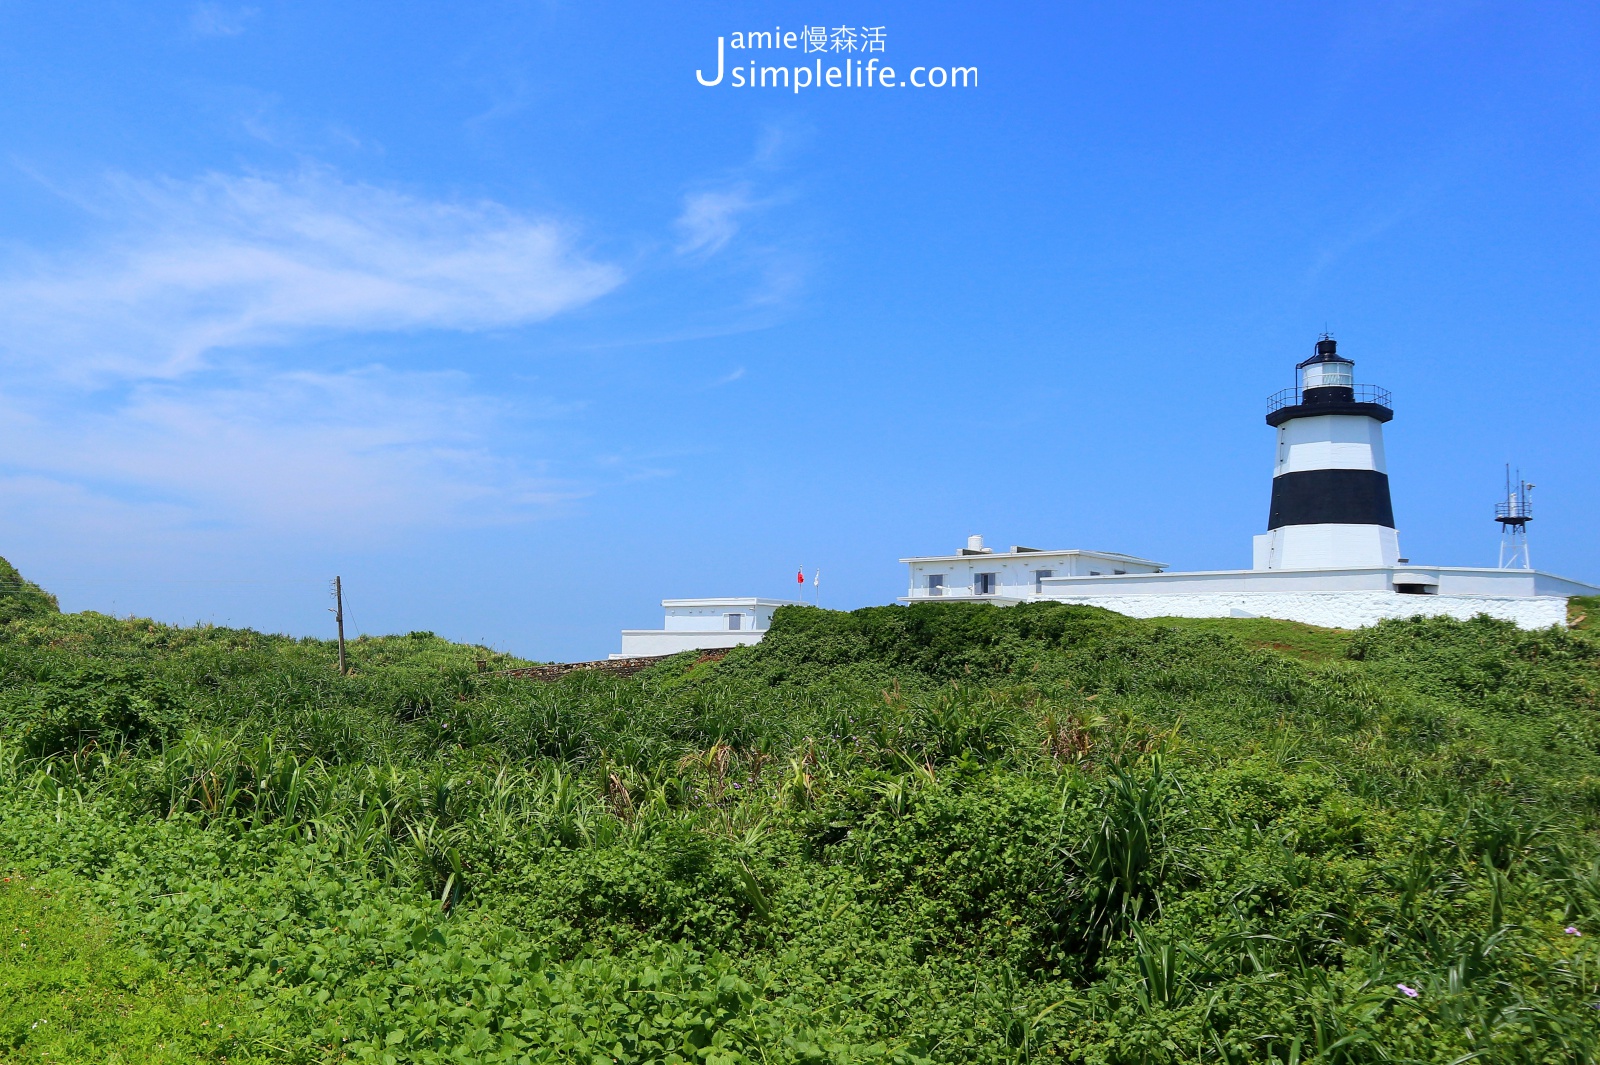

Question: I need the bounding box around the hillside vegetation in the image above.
[1,568,1598,1063]
[0,557,58,624]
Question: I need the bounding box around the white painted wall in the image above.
[1274,414,1387,476]
[1035,564,1595,630]
[661,599,798,632]
[1260,411,1398,570]
[615,598,806,659]
[1041,564,1596,599]
[1253,525,1400,570]
[616,629,766,658]
[1044,590,1569,630]
[902,548,1164,601]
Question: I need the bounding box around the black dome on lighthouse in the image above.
[1297,335,1350,369]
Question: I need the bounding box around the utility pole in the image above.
[332,576,348,675]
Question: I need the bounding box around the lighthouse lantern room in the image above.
[1253,337,1400,571]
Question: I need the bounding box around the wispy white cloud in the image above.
[674,185,756,257]
[668,127,809,316]
[0,367,581,538]
[0,167,623,540]
[0,169,624,380]
[190,3,258,38]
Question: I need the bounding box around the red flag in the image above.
[797,569,805,584]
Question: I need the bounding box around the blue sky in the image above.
[1,2,1596,659]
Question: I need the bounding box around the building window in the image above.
[1113,569,1126,575]
[974,572,997,595]
[1394,583,1436,596]
[926,574,944,596]
[1089,570,1102,576]
[1034,569,1053,593]
[726,613,743,630]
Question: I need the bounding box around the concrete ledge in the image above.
[1040,565,1597,599]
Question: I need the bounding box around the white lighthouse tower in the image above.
[1253,337,1400,570]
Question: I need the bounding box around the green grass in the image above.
[2,580,1599,1063]
[0,875,263,1064]
[1149,614,1352,660]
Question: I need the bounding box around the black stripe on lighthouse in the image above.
[1267,469,1395,530]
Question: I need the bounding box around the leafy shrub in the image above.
[1,598,1598,1062]
[486,822,773,951]
[0,665,181,756]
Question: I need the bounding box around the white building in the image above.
[626,337,1595,652]
[899,535,1165,605]
[615,597,806,658]
[902,338,1597,631]
[1033,564,1593,630]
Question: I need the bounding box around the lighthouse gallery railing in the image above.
[1267,384,1392,414]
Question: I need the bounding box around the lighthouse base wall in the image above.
[1029,564,1598,632]
[1041,590,1569,631]
[1253,524,1399,570]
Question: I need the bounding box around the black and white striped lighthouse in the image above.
[1253,337,1400,570]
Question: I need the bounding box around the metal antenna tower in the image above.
[1494,465,1534,570]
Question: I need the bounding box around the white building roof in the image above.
[899,547,1168,568]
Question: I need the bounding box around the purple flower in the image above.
[1566,926,1581,936]
[1396,983,1420,999]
